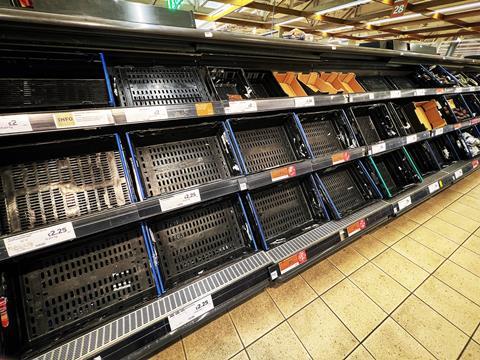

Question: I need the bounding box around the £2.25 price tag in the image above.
[159,189,201,212]
[4,222,76,257]
[168,295,214,331]
[0,115,32,134]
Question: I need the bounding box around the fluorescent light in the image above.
[208,4,233,16]
[276,16,304,26]
[322,25,354,33]
[435,2,480,14]
[315,0,371,15]
[368,13,424,25]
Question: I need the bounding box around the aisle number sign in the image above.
[391,0,408,18]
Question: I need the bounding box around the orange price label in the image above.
[435,88,445,94]
[473,160,479,168]
[195,102,214,117]
[331,151,350,165]
[472,118,480,125]
[346,218,367,237]
[454,123,461,129]
[271,165,296,182]
[279,250,307,274]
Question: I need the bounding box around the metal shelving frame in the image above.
[1,8,480,360]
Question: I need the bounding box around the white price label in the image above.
[159,189,201,212]
[294,96,315,108]
[428,182,440,194]
[54,110,111,128]
[239,181,247,191]
[224,100,257,114]
[368,93,375,100]
[4,222,76,257]
[370,142,386,155]
[168,295,214,331]
[415,89,426,96]
[390,90,401,98]
[454,169,463,179]
[270,270,278,280]
[204,31,213,38]
[0,115,32,134]
[469,86,476,92]
[434,128,444,136]
[398,196,412,211]
[455,87,463,93]
[406,134,417,144]
[124,106,168,123]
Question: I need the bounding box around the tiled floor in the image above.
[151,171,480,360]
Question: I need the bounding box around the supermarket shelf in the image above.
[31,251,272,360]
[0,87,479,137]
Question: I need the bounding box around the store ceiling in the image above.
[132,0,480,57]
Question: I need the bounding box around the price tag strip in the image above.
[278,250,307,274]
[0,115,32,134]
[4,222,76,257]
[434,127,444,136]
[53,110,112,128]
[270,165,297,182]
[168,295,214,331]
[406,134,417,144]
[415,89,426,96]
[224,100,257,114]
[390,90,401,98]
[397,196,412,212]
[369,142,386,155]
[124,106,168,123]
[294,96,315,108]
[159,189,201,212]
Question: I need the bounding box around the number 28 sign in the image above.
[391,0,408,18]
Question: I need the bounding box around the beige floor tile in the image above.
[351,234,387,260]
[408,226,458,257]
[423,217,471,244]
[464,234,480,255]
[230,291,284,346]
[392,237,444,273]
[436,209,480,233]
[364,317,435,360]
[350,263,409,313]
[415,277,480,335]
[448,201,480,221]
[434,260,480,306]
[389,216,421,235]
[150,340,185,360]
[322,279,386,340]
[370,223,405,246]
[230,351,249,360]
[345,345,374,360]
[288,298,358,359]
[301,259,344,295]
[392,296,469,359]
[456,194,480,211]
[372,248,429,291]
[450,246,480,277]
[459,340,480,360]
[474,327,480,343]
[403,205,434,224]
[267,275,316,318]
[183,314,243,360]
[419,197,445,215]
[246,322,311,360]
[450,179,476,194]
[328,246,368,276]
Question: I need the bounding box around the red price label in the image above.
[331,151,351,165]
[391,0,408,18]
[473,160,479,168]
[279,250,308,274]
[346,218,367,237]
[271,165,297,182]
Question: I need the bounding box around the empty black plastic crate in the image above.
[406,142,442,176]
[127,123,239,198]
[243,70,286,98]
[356,76,392,92]
[427,136,459,167]
[315,161,380,219]
[387,102,417,136]
[148,196,254,288]
[227,113,308,174]
[206,67,256,101]
[245,176,328,249]
[366,149,422,198]
[348,104,400,145]
[13,226,155,346]
[296,109,359,157]
[423,65,458,87]
[387,76,418,90]
[111,65,211,106]
[0,135,131,235]
[463,94,480,116]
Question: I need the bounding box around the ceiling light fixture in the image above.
[315,0,371,15]
[435,2,480,14]
[368,13,424,26]
[322,25,354,33]
[276,16,305,26]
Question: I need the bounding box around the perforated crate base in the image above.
[0,145,131,234]
[131,127,234,197]
[250,180,314,246]
[301,118,345,156]
[0,79,109,110]
[112,66,211,106]
[18,227,155,344]
[150,198,251,288]
[318,167,369,216]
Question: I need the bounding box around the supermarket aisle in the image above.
[151,171,480,360]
